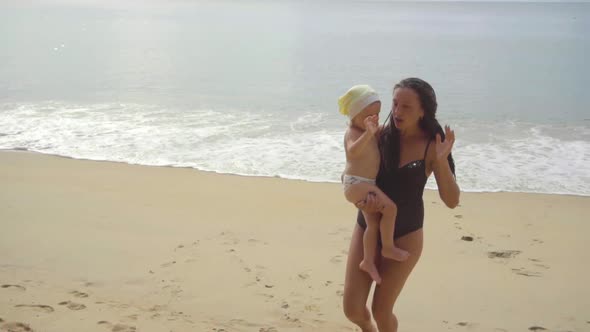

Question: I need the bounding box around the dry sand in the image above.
[1,151,588,332]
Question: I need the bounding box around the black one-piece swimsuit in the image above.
[357,141,431,239]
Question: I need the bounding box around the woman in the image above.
[342,77,460,332]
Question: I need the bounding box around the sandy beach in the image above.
[0,150,588,332]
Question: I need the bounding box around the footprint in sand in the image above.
[330,255,343,264]
[229,318,260,327]
[328,227,348,236]
[160,261,176,268]
[457,321,477,327]
[487,250,521,259]
[1,284,26,291]
[461,236,474,242]
[97,321,136,332]
[222,236,239,246]
[125,315,138,321]
[110,324,136,332]
[304,304,320,312]
[113,303,130,309]
[528,326,547,331]
[282,313,301,324]
[147,304,167,313]
[14,304,54,313]
[297,272,310,280]
[69,290,89,298]
[454,215,463,219]
[58,301,86,311]
[511,268,542,277]
[259,328,278,332]
[1,322,34,332]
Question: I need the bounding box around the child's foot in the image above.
[359,260,382,284]
[382,246,410,262]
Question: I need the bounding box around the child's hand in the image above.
[364,115,378,136]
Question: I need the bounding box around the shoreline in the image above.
[2,148,588,198]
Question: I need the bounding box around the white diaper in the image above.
[342,174,376,191]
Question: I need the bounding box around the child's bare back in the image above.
[344,121,381,181]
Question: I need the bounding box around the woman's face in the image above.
[392,87,424,131]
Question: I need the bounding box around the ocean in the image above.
[1,0,589,196]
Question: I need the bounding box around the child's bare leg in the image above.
[344,183,382,284]
[378,198,409,261]
[359,211,381,284]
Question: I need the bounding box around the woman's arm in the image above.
[355,191,381,212]
[430,125,460,208]
[433,155,460,208]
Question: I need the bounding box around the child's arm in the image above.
[346,115,378,159]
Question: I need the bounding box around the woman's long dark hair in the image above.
[379,77,455,175]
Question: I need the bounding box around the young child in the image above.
[339,84,409,284]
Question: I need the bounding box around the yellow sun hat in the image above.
[338,85,380,120]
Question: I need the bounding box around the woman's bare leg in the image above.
[343,224,377,332]
[371,229,423,332]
